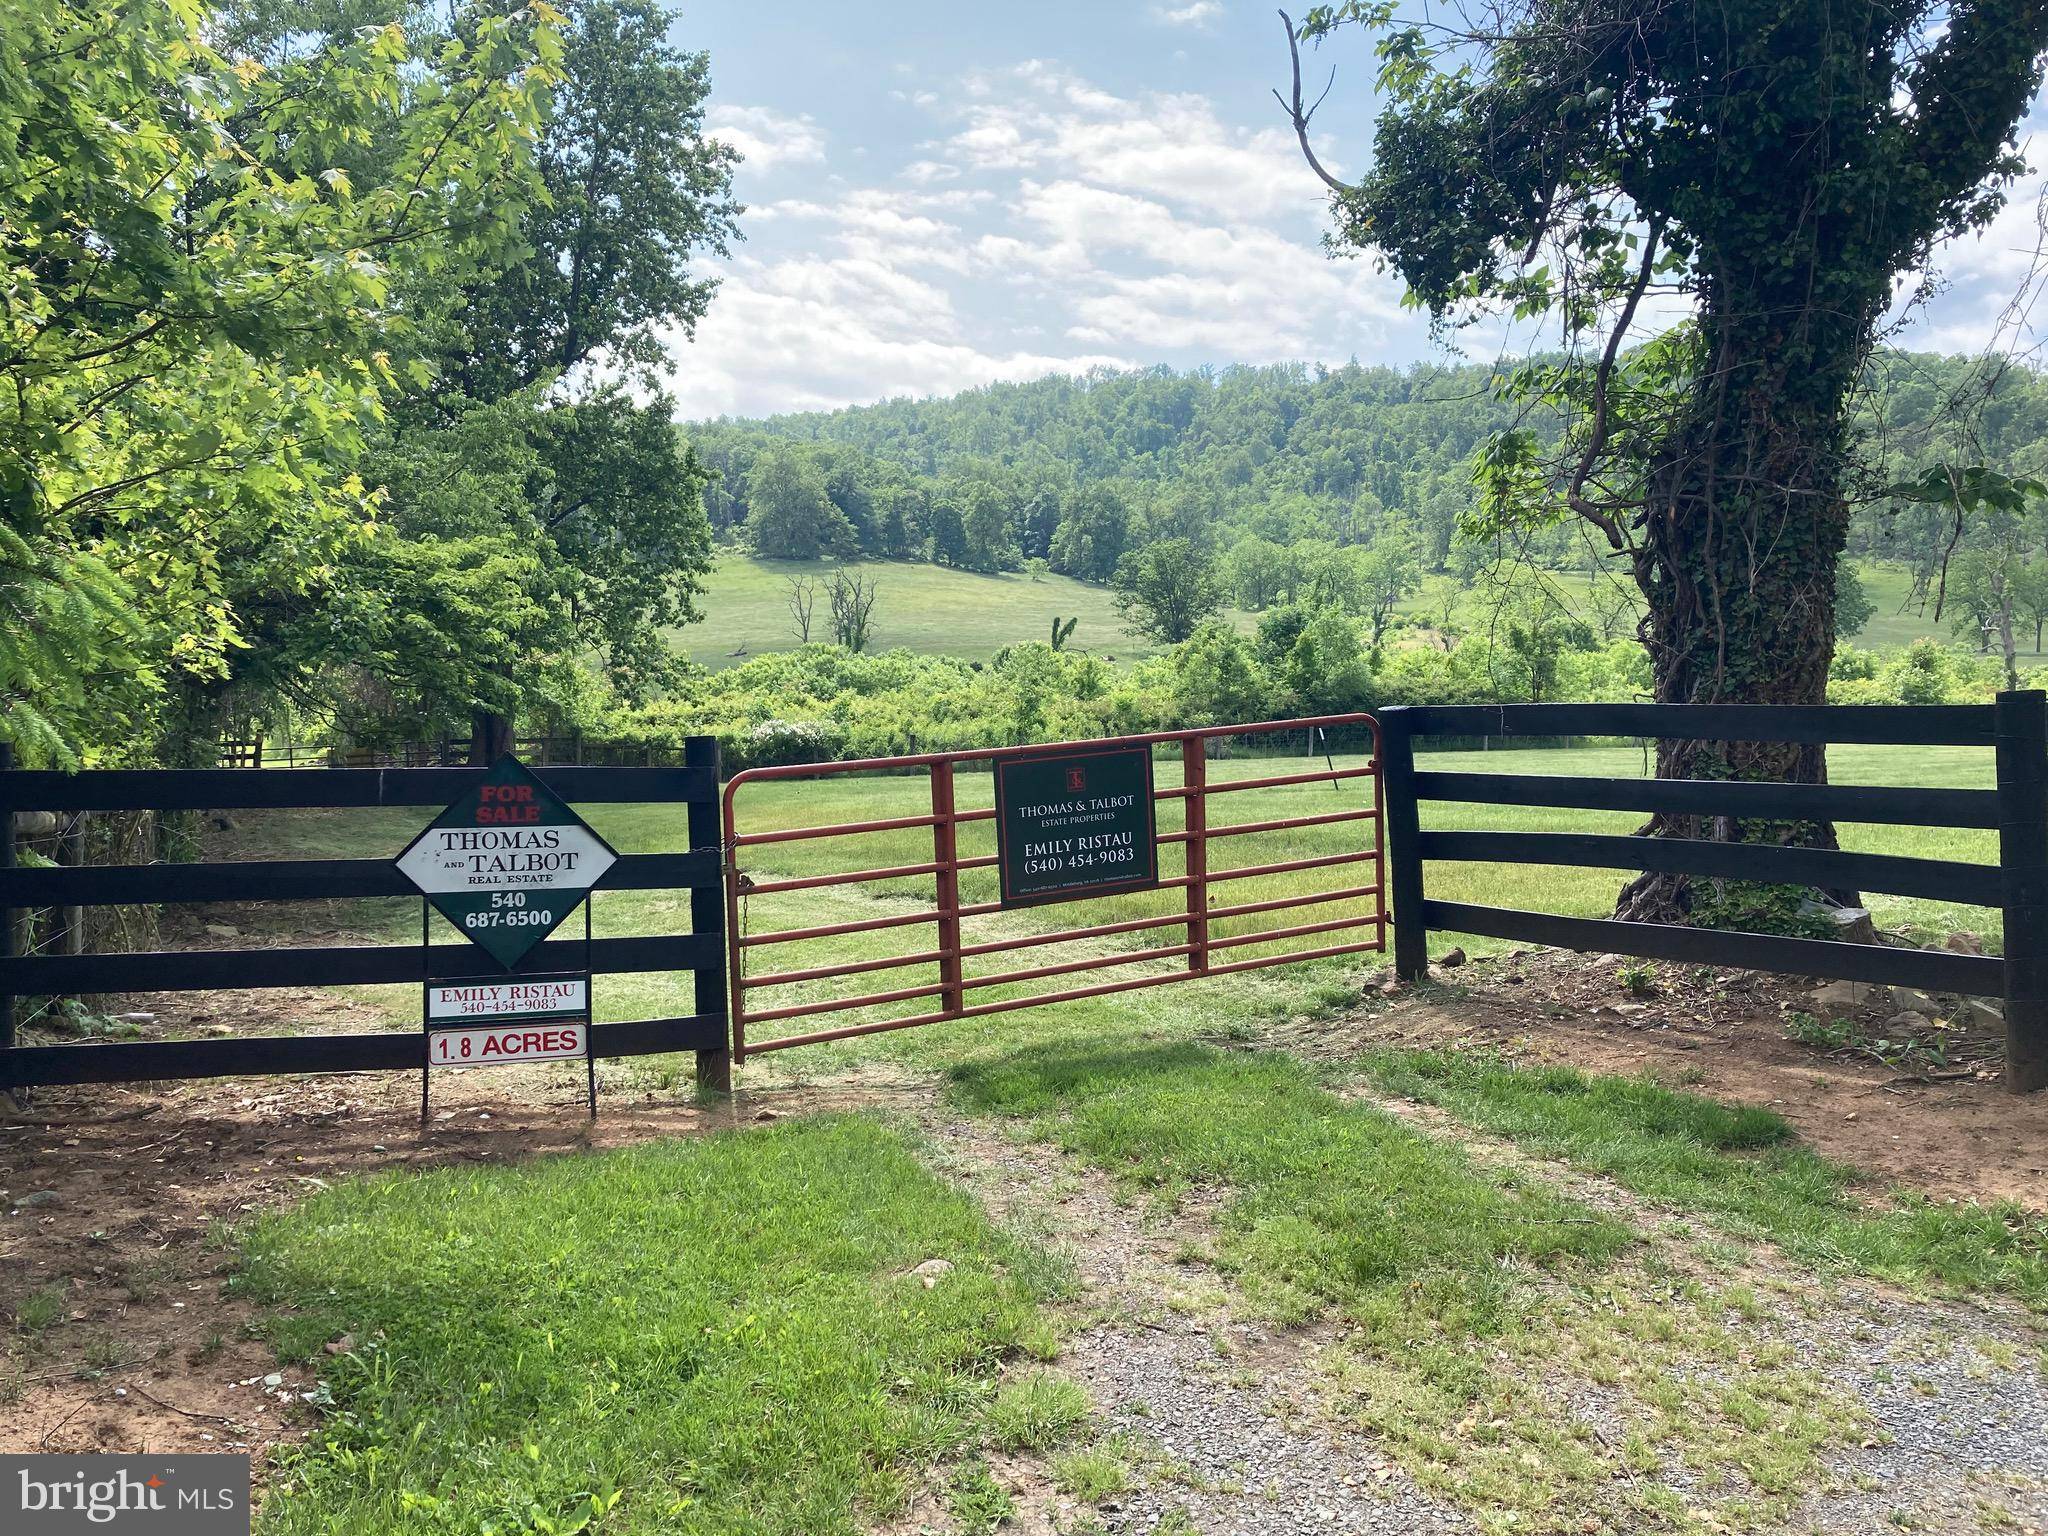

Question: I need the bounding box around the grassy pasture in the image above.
[678,554,2019,672]
[1852,559,2048,657]
[673,554,1195,669]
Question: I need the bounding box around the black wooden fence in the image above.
[9,702,2048,1096]
[0,741,730,1093]
[1378,693,2047,1093]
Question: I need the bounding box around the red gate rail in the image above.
[721,715,1386,1059]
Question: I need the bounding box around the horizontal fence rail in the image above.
[0,764,714,812]
[1378,694,2047,1094]
[721,715,1388,1060]
[0,744,729,1093]
[213,735,688,769]
[1413,771,2004,829]
[1394,701,2001,746]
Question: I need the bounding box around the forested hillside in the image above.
[686,352,2048,628]
[691,362,1514,580]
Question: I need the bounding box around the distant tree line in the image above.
[687,350,2048,653]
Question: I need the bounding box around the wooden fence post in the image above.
[0,742,13,1066]
[686,735,732,1095]
[1996,689,2048,1093]
[1378,707,1429,982]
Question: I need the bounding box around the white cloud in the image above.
[706,104,826,173]
[934,64,1333,219]
[665,256,1131,418]
[1890,123,2048,358]
[1153,1,1224,25]
[662,64,1412,418]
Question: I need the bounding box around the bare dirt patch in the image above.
[1281,948,2048,1211]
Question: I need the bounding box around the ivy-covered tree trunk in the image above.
[1615,297,1876,922]
[1289,0,2048,927]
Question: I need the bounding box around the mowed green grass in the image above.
[951,1042,1632,1322]
[672,554,1211,669]
[240,1115,1076,1535]
[1360,1051,2048,1308]
[678,554,2012,673]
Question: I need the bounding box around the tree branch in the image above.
[1906,0,2048,218]
[1567,215,1664,547]
[1273,10,1357,197]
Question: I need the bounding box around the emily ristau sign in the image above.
[993,747,1158,907]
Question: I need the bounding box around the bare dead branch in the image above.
[1274,10,1358,197]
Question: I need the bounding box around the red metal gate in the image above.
[720,715,1386,1059]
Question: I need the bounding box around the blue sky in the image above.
[665,2,2048,421]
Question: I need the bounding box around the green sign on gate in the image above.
[993,746,1158,907]
[395,757,618,969]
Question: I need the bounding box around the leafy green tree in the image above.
[815,448,880,553]
[302,392,561,746]
[956,479,1022,572]
[1496,586,1598,705]
[1224,537,1293,610]
[1282,613,1375,713]
[1114,539,1224,643]
[1292,538,1421,648]
[1,0,556,763]
[2015,560,2048,653]
[1171,621,1271,724]
[1891,463,2047,689]
[531,389,715,695]
[1283,0,2048,918]
[925,497,971,568]
[1255,604,1313,670]
[392,0,733,754]
[746,450,858,560]
[442,0,739,398]
[1048,485,1133,582]
[873,480,923,558]
[1353,538,1423,650]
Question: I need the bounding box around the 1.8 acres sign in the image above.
[395,758,618,969]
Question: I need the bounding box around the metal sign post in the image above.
[583,901,596,1117]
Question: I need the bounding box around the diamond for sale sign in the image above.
[395,757,617,970]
